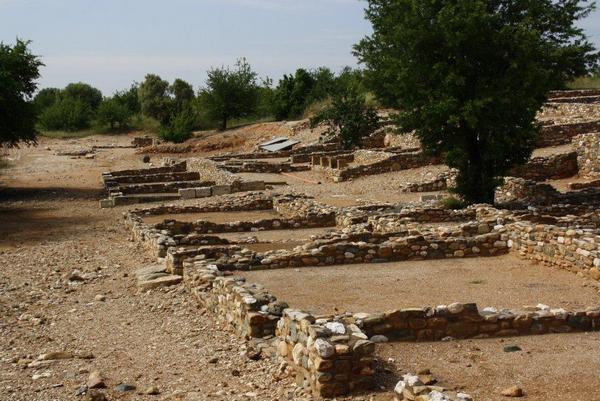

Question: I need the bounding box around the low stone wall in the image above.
[178,181,267,200]
[549,96,600,104]
[333,152,440,182]
[495,177,560,207]
[291,150,352,164]
[276,311,375,397]
[509,152,579,181]
[496,177,600,208]
[575,132,600,178]
[184,262,284,338]
[111,180,215,195]
[356,302,600,341]
[125,193,275,257]
[548,89,600,99]
[242,226,509,270]
[508,221,600,278]
[102,161,186,179]
[105,171,200,185]
[219,160,310,174]
[399,173,453,193]
[570,179,600,191]
[538,121,600,147]
[132,136,154,147]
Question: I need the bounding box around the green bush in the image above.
[96,98,132,130]
[309,87,379,149]
[158,108,196,143]
[439,196,468,210]
[39,97,92,131]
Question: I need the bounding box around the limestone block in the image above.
[212,185,232,196]
[195,187,212,198]
[179,188,196,199]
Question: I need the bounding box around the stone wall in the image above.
[509,152,579,181]
[538,121,600,147]
[399,171,455,193]
[102,161,187,179]
[276,311,375,397]
[575,133,600,178]
[184,262,284,338]
[111,180,215,196]
[356,302,600,341]
[508,221,600,278]
[219,160,310,174]
[105,171,200,185]
[332,152,440,182]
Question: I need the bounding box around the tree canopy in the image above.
[200,58,259,130]
[355,0,599,204]
[0,39,43,146]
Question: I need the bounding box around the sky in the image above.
[1,0,599,95]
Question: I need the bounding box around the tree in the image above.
[310,86,379,149]
[273,68,316,120]
[62,82,103,111]
[200,58,259,130]
[138,74,171,124]
[33,87,60,113]
[0,39,43,146]
[355,0,598,204]
[158,106,196,143]
[113,84,140,114]
[97,97,132,130]
[169,78,195,114]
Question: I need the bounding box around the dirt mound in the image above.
[139,120,323,156]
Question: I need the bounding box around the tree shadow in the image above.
[0,186,103,202]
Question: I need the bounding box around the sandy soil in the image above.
[2,130,599,401]
[143,210,281,225]
[241,255,600,314]
[238,165,450,207]
[0,135,303,401]
[378,333,600,401]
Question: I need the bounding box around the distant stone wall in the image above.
[509,152,579,181]
[219,160,311,174]
[332,152,440,182]
[495,177,560,207]
[575,133,600,178]
[102,161,187,179]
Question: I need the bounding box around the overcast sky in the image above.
[1,0,599,95]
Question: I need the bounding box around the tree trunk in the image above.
[220,116,227,131]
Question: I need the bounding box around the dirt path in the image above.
[0,137,300,401]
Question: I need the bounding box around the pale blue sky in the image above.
[1,0,599,95]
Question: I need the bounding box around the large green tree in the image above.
[169,78,195,115]
[200,58,259,130]
[138,74,171,125]
[0,39,43,146]
[355,0,598,204]
[62,82,103,111]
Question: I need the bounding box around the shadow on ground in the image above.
[0,186,103,202]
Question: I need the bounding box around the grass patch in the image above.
[567,73,600,90]
[226,115,276,130]
[39,129,99,139]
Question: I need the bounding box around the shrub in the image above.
[158,108,196,143]
[439,196,468,210]
[309,87,379,149]
[38,97,92,131]
[96,98,132,130]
